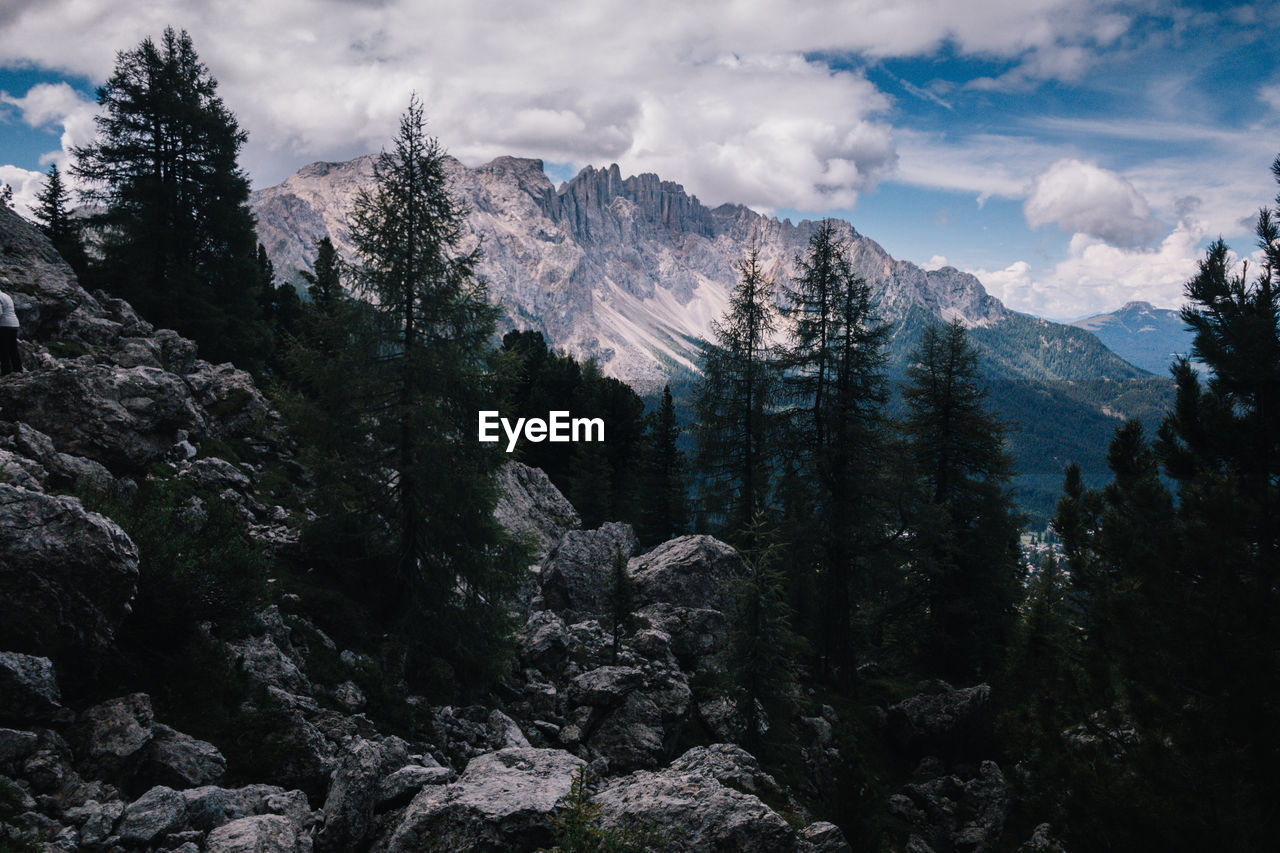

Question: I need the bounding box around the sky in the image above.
[1,0,1278,321]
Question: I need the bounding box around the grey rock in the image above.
[180,784,313,833]
[517,610,570,673]
[636,603,729,668]
[315,737,384,852]
[628,535,744,611]
[494,461,580,559]
[487,709,531,750]
[117,785,187,844]
[667,744,787,802]
[375,765,456,810]
[74,693,155,782]
[540,522,638,617]
[184,361,280,443]
[382,747,585,852]
[63,798,125,846]
[0,485,139,655]
[569,666,645,708]
[888,682,992,752]
[594,748,799,852]
[0,727,39,762]
[141,723,227,789]
[206,814,306,853]
[0,364,208,473]
[800,820,852,852]
[0,653,64,722]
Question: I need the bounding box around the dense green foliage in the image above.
[998,155,1280,851]
[637,384,688,545]
[71,28,271,372]
[31,163,87,275]
[500,330,649,527]
[279,98,525,694]
[694,243,779,534]
[903,321,1022,681]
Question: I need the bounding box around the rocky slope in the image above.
[0,206,1068,851]
[251,156,1139,389]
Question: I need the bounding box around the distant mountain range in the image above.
[250,156,1174,523]
[1071,301,1195,376]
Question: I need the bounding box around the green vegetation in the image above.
[72,27,272,373]
[540,768,660,853]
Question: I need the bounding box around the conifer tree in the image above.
[639,385,687,544]
[71,27,270,372]
[339,95,523,687]
[729,515,798,753]
[300,236,342,309]
[32,163,87,274]
[607,543,635,664]
[695,243,779,536]
[781,221,893,677]
[904,320,1021,680]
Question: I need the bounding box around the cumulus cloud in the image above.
[1023,158,1162,247]
[972,214,1206,320]
[0,82,98,167]
[0,0,1121,209]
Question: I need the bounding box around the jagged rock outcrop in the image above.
[888,759,1011,853]
[494,461,581,559]
[628,534,745,611]
[0,652,65,723]
[888,681,992,755]
[540,521,639,617]
[380,747,585,852]
[0,484,139,655]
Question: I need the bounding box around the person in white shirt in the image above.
[0,289,22,375]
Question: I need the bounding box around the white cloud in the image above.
[0,82,98,172]
[972,215,1206,320]
[0,164,46,218]
[927,254,949,269]
[1024,158,1162,247]
[0,0,1122,210]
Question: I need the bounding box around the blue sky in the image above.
[2,0,1278,320]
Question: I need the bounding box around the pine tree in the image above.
[903,320,1022,680]
[639,385,687,545]
[780,221,893,677]
[607,543,635,664]
[338,95,523,688]
[32,164,87,274]
[695,243,779,536]
[300,236,342,310]
[71,27,270,372]
[729,515,799,754]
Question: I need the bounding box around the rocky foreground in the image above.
[0,205,1063,851]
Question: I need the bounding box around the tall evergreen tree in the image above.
[781,221,893,676]
[71,27,270,371]
[338,95,523,687]
[32,163,87,274]
[903,320,1021,680]
[729,515,799,754]
[695,243,779,536]
[639,384,687,544]
[300,236,342,309]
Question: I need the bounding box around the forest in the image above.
[8,25,1280,853]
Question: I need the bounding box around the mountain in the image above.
[251,156,1172,523]
[1072,300,1195,376]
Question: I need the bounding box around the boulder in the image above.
[517,610,570,673]
[206,814,306,853]
[181,784,313,833]
[494,462,580,558]
[140,723,227,789]
[628,535,744,611]
[0,652,65,723]
[889,759,1010,853]
[184,361,280,441]
[375,765,456,811]
[569,666,645,708]
[636,603,728,668]
[73,693,155,782]
[594,748,799,852]
[382,747,585,852]
[887,682,992,753]
[0,364,208,473]
[315,737,384,852]
[800,820,853,852]
[540,522,638,617]
[63,798,126,846]
[0,727,39,763]
[1018,823,1069,853]
[0,485,139,655]
[0,204,92,339]
[116,785,187,844]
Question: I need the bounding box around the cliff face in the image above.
[252,156,1033,385]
